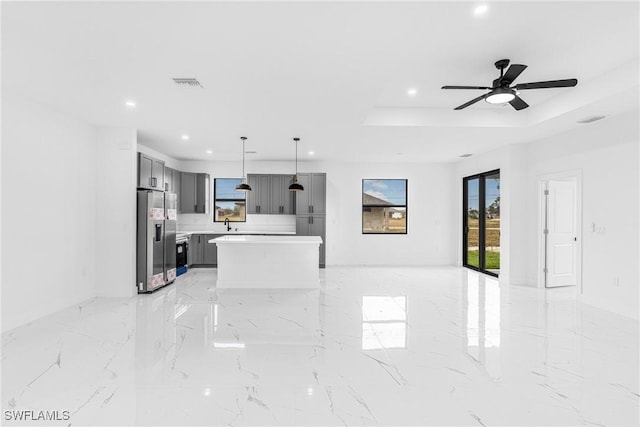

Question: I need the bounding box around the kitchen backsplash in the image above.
[178,213,296,234]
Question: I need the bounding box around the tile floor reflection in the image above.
[1,267,638,426]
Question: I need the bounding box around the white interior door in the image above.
[545,180,578,287]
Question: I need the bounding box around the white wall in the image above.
[174,158,457,266]
[457,110,639,319]
[1,91,99,331]
[96,128,137,298]
[1,92,138,331]
[523,111,639,319]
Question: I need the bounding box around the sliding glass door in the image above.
[463,170,500,276]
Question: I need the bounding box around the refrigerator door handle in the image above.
[155,223,163,242]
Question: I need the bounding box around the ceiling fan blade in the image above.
[509,95,529,110]
[454,94,487,110]
[515,78,578,90]
[499,64,527,85]
[442,85,492,90]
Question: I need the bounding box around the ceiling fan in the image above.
[441,59,578,111]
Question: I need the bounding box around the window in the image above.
[362,179,407,234]
[463,170,500,276]
[213,178,246,222]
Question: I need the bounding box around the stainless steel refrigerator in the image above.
[136,190,177,293]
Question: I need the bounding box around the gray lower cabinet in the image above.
[190,234,221,266]
[190,234,204,265]
[203,235,220,265]
[296,215,326,267]
[137,152,165,190]
[180,172,210,214]
[295,173,326,215]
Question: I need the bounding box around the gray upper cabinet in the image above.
[164,167,179,193]
[270,174,295,214]
[137,152,165,190]
[165,167,181,209]
[195,173,210,214]
[180,172,210,214]
[180,172,197,213]
[247,174,292,214]
[295,173,326,215]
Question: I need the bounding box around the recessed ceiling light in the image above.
[181,134,190,141]
[206,150,213,155]
[308,151,315,156]
[407,88,418,97]
[474,4,488,15]
[125,100,136,108]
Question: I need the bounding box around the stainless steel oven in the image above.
[176,234,188,276]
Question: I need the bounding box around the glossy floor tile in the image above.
[2,267,638,426]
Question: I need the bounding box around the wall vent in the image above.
[577,115,606,124]
[172,78,203,88]
[245,151,257,154]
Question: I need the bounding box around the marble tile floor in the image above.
[1,267,638,426]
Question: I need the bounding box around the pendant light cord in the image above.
[241,136,247,182]
[294,137,300,176]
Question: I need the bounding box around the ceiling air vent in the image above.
[577,115,606,124]
[459,153,473,158]
[172,78,203,88]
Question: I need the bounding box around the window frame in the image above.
[213,178,247,223]
[462,169,500,277]
[361,179,408,235]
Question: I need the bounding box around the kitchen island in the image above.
[211,235,323,288]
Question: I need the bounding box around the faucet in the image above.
[224,218,231,232]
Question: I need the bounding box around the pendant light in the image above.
[235,136,252,192]
[288,137,304,191]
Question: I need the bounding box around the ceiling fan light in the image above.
[485,88,516,104]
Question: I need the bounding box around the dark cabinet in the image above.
[180,172,210,214]
[296,215,326,267]
[203,235,220,265]
[137,152,165,190]
[190,234,221,266]
[270,174,295,214]
[190,234,204,265]
[295,173,326,267]
[295,173,326,214]
[247,174,295,214]
[247,174,271,214]
[164,167,180,193]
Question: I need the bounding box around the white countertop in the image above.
[177,230,296,237]
[211,235,322,244]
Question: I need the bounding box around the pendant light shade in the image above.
[235,136,252,192]
[289,137,304,192]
